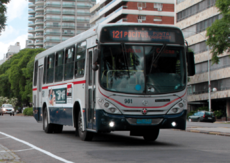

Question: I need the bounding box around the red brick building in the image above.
[90,0,175,25]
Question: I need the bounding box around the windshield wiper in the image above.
[121,43,130,78]
[150,44,167,73]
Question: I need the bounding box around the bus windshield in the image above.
[99,44,186,94]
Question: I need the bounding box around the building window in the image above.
[137,2,146,9]
[153,17,162,22]
[138,15,146,21]
[154,3,163,11]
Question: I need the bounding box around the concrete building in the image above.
[0,42,21,65]
[28,0,96,49]
[176,0,230,119]
[89,0,175,26]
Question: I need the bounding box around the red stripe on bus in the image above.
[33,88,37,91]
[42,80,86,89]
[99,88,186,109]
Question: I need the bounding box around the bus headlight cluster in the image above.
[167,101,185,114]
[98,98,121,114]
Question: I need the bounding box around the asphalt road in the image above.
[0,115,230,163]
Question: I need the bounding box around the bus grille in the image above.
[126,118,163,125]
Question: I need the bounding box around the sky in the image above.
[0,0,101,60]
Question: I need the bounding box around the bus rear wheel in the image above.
[43,107,54,133]
[78,111,94,141]
[143,129,159,142]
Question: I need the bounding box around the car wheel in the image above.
[198,118,201,122]
[143,129,159,142]
[13,114,14,116]
[78,111,94,141]
[43,107,54,133]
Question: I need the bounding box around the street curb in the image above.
[174,129,230,137]
[186,129,230,137]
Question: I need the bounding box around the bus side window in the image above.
[43,57,47,84]
[75,41,86,78]
[64,46,74,80]
[55,50,64,82]
[34,61,38,86]
[47,54,54,83]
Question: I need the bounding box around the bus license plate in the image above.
[136,119,152,124]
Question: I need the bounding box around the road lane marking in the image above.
[0,132,74,163]
[0,148,34,153]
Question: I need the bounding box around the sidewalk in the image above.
[186,125,230,137]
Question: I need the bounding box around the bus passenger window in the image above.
[55,50,64,82]
[64,46,74,80]
[75,41,86,78]
[47,54,54,83]
[34,61,38,86]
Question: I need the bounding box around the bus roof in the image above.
[35,23,182,60]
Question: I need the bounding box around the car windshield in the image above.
[99,44,186,94]
[3,104,13,108]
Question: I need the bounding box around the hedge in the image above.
[23,107,33,116]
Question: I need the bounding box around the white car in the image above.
[0,104,15,116]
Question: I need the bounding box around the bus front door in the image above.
[36,66,43,122]
[85,49,96,129]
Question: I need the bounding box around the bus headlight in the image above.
[98,98,121,114]
[167,101,185,114]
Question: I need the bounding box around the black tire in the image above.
[143,129,160,142]
[53,124,63,133]
[78,111,94,141]
[43,107,54,133]
[13,114,14,116]
[198,118,201,122]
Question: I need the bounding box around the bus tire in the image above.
[53,124,63,133]
[78,111,94,141]
[43,107,53,133]
[143,129,159,142]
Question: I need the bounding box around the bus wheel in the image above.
[53,124,63,133]
[143,129,159,142]
[78,112,94,141]
[43,107,53,133]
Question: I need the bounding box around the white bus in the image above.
[33,23,195,141]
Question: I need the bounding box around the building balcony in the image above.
[28,35,35,39]
[62,33,75,36]
[29,0,35,2]
[76,19,90,23]
[62,11,75,15]
[44,32,61,35]
[76,26,90,29]
[35,0,44,5]
[62,25,75,28]
[28,41,35,45]
[28,22,35,26]
[45,4,61,8]
[35,20,44,25]
[35,40,43,45]
[77,5,92,9]
[62,4,75,8]
[28,10,35,14]
[28,28,35,33]
[35,6,43,11]
[45,11,61,15]
[77,12,91,16]
[35,27,43,32]
[35,34,43,38]
[28,3,35,7]
[28,15,35,20]
[62,18,75,22]
[44,18,61,22]
[35,46,43,48]
[44,25,61,28]
[35,13,44,18]
[44,39,60,43]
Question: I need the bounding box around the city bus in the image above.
[33,23,195,141]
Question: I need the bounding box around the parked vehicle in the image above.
[0,104,15,116]
[188,111,216,122]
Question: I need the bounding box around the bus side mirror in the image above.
[92,49,100,71]
[187,52,195,76]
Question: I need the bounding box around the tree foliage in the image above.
[0,48,45,107]
[0,0,10,34]
[206,0,230,64]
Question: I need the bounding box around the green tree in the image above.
[206,0,230,64]
[0,0,10,34]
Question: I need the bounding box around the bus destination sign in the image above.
[101,26,183,44]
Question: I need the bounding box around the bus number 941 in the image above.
[124,99,132,104]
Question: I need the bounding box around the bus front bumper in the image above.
[96,110,187,132]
